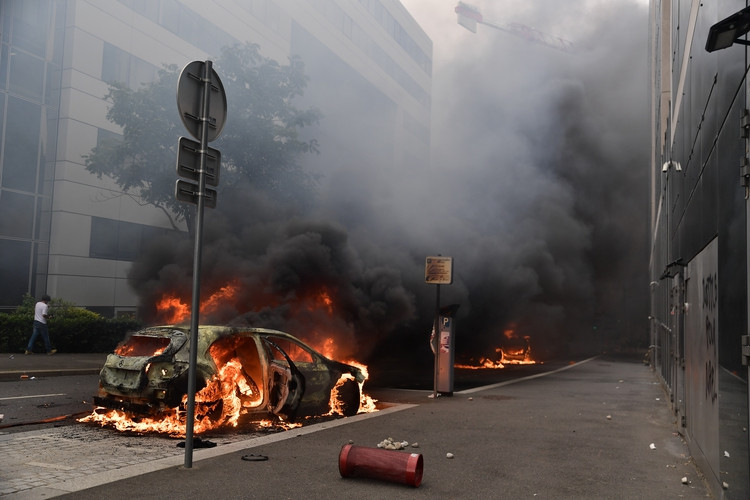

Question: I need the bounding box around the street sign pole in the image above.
[184,60,213,469]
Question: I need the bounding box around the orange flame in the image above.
[155,281,240,324]
[455,332,537,369]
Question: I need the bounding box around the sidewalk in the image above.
[1,355,712,499]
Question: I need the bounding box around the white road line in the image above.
[457,356,598,394]
[0,393,66,401]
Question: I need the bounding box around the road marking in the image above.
[457,356,598,394]
[0,393,66,401]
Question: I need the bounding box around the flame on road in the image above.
[455,330,537,369]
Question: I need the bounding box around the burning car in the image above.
[94,325,366,424]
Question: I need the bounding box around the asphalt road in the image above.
[0,374,97,432]
[0,359,579,436]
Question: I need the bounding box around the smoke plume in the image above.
[129,0,650,370]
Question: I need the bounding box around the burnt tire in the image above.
[336,379,360,417]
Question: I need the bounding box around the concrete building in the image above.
[649,1,749,497]
[0,0,431,316]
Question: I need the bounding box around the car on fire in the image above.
[94,325,365,421]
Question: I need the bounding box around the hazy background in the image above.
[132,0,651,371]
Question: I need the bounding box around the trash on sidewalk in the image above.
[377,437,409,450]
[176,437,216,448]
[339,443,423,487]
[649,443,656,450]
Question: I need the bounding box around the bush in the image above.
[0,294,142,353]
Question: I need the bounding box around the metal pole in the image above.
[432,284,440,399]
[184,60,212,469]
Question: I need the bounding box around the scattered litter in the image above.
[468,397,473,401]
[377,437,409,450]
[606,415,612,420]
[411,443,420,448]
[348,439,354,444]
[0,414,3,423]
[176,437,216,448]
[681,477,689,484]
[655,398,660,401]
[8,355,14,359]
[20,374,28,379]
[649,443,656,450]
[724,450,730,458]
[427,393,441,399]
[722,481,729,489]
[30,377,36,380]
[446,452,454,459]
[241,454,268,461]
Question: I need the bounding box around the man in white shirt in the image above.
[25,294,56,355]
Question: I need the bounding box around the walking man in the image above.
[25,294,56,355]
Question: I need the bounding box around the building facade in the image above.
[649,1,749,497]
[0,0,432,316]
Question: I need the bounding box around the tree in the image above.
[84,43,321,232]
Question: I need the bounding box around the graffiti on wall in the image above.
[703,273,718,405]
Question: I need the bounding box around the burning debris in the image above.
[455,329,537,369]
[80,325,377,437]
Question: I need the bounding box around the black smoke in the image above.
[129,1,650,371]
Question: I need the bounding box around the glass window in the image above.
[97,127,123,147]
[102,42,157,88]
[2,96,40,191]
[117,220,141,261]
[0,190,34,238]
[10,0,49,57]
[89,216,118,259]
[0,44,8,90]
[0,238,31,305]
[90,216,178,261]
[9,49,44,100]
[102,42,129,85]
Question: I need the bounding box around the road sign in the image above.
[425,256,453,285]
[176,136,220,187]
[175,179,217,209]
[177,61,227,142]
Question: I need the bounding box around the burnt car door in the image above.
[263,336,340,417]
[262,338,305,419]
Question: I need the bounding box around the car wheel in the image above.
[336,379,360,417]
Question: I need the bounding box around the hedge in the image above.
[0,295,142,353]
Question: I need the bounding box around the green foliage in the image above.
[0,295,141,353]
[84,43,322,231]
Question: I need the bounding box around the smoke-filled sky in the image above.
[132,0,650,368]
[365,0,651,358]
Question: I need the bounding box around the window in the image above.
[89,216,178,261]
[0,238,31,304]
[0,190,34,238]
[9,49,44,100]
[2,96,40,191]
[102,42,157,88]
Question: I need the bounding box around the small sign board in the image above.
[175,179,217,209]
[176,136,221,187]
[425,256,453,285]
